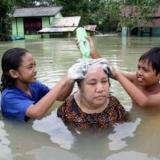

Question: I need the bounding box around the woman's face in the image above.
[79,66,110,107]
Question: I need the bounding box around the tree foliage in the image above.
[15,0,54,7]
[0,0,55,40]
[54,0,108,28]
[119,0,159,29]
[55,0,159,31]
[0,0,159,40]
[0,0,14,40]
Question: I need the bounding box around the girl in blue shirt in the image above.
[0,48,74,121]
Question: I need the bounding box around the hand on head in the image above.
[68,58,113,80]
[68,59,87,80]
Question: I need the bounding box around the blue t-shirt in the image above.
[1,81,49,121]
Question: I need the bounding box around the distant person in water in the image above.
[87,37,160,109]
[0,48,74,122]
[57,58,128,130]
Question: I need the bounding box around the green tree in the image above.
[103,0,120,32]
[0,0,14,40]
[0,0,159,40]
[119,0,159,29]
[0,0,55,40]
[14,0,54,8]
[54,0,89,24]
[15,0,54,7]
[54,0,109,30]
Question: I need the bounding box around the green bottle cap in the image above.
[76,27,90,58]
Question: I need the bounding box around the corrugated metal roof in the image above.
[39,27,77,33]
[51,16,81,27]
[38,16,81,33]
[84,25,97,31]
[13,6,62,17]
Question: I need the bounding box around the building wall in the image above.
[12,16,52,39]
[137,27,160,37]
[152,27,160,36]
[11,15,63,39]
[12,18,24,38]
[42,17,50,28]
[41,17,52,38]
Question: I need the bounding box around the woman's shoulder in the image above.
[108,95,126,110]
[57,94,76,113]
[109,95,121,104]
[108,95,128,121]
[57,94,82,124]
[63,94,75,106]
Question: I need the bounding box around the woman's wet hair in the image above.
[76,66,111,88]
[139,47,160,75]
[0,48,29,91]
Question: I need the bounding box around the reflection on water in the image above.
[0,120,13,160]
[33,110,75,150]
[33,110,142,152]
[106,151,158,160]
[23,146,81,160]
[108,118,141,151]
[0,36,160,160]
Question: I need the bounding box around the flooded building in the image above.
[11,6,62,40]
[121,6,160,37]
[38,16,81,37]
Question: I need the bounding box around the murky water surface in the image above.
[0,36,160,160]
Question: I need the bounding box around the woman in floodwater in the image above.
[57,58,128,131]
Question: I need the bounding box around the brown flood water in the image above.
[0,36,160,160]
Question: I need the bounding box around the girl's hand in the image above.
[68,59,87,80]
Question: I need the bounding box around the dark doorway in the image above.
[24,17,42,34]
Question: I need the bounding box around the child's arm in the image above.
[114,70,147,107]
[86,37,160,108]
[118,71,136,82]
[87,37,136,81]
[113,70,160,108]
[26,76,74,119]
[56,76,74,101]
